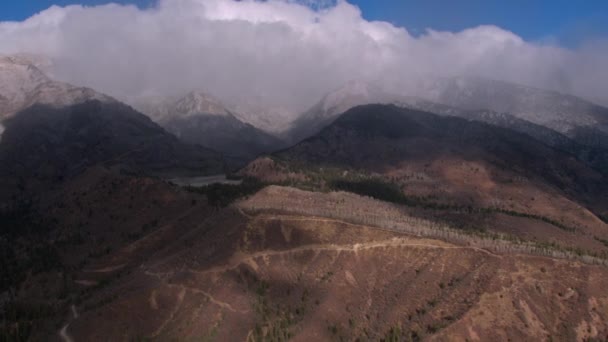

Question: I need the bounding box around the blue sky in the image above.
[1,0,607,46]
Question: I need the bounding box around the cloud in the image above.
[0,0,607,112]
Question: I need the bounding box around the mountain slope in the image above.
[281,104,605,191]
[245,104,608,253]
[231,98,295,134]
[418,76,608,141]
[5,174,608,341]
[140,92,286,163]
[286,81,402,143]
[284,78,608,173]
[400,98,608,174]
[0,55,112,119]
[0,100,225,200]
[2,107,607,341]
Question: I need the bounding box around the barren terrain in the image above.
[54,186,608,341]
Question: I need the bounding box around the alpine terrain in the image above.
[1,1,608,341]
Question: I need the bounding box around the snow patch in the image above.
[0,55,113,119]
[322,80,372,112]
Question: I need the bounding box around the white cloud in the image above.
[0,0,607,112]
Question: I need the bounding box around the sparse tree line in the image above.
[260,166,584,233]
[239,187,608,266]
[329,178,580,232]
[0,200,65,342]
[185,178,265,207]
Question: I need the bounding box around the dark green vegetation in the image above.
[256,104,608,243]
[250,279,300,342]
[596,236,608,248]
[186,178,265,207]
[276,104,608,212]
[330,179,405,204]
[0,200,61,292]
[0,201,63,342]
[330,178,579,232]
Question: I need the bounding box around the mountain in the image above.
[281,79,608,174]
[230,97,295,134]
[0,55,113,119]
[53,184,608,341]
[5,167,607,341]
[3,104,608,341]
[417,76,608,143]
[245,104,608,253]
[3,58,608,341]
[138,92,286,163]
[279,104,608,201]
[286,80,402,143]
[399,98,608,175]
[0,100,225,201]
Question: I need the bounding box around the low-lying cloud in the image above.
[1,0,607,111]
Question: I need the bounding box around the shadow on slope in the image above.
[0,100,226,201]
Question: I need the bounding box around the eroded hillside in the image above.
[59,186,608,341]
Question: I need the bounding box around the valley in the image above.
[52,188,608,341]
[1,52,608,341]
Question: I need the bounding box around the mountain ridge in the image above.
[0,100,226,201]
[138,91,287,164]
[417,76,608,136]
[0,55,114,119]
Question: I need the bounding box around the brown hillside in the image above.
[62,190,608,341]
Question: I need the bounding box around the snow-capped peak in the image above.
[173,91,230,117]
[415,76,607,134]
[0,56,51,115]
[0,55,114,119]
[230,97,296,134]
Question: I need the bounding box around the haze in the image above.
[0,0,607,113]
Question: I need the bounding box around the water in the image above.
[167,174,242,187]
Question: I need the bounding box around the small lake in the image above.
[167,175,242,187]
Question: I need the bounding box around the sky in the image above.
[0,0,607,111]
[358,0,608,47]
[2,0,607,46]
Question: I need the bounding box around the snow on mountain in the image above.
[132,91,286,162]
[285,80,406,142]
[415,76,608,135]
[136,91,238,123]
[135,91,296,135]
[173,92,231,117]
[0,55,113,119]
[230,100,295,134]
[317,80,399,119]
[0,56,51,116]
